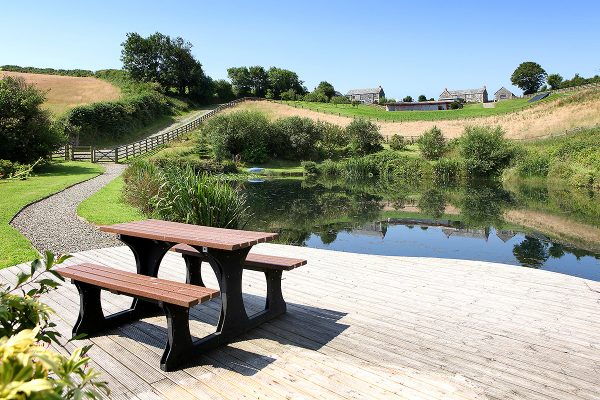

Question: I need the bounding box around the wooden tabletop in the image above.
[100,219,278,251]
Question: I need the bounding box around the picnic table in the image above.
[57,219,305,371]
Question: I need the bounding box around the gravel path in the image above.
[11,163,127,255]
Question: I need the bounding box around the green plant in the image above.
[388,134,406,151]
[152,164,248,228]
[330,96,350,105]
[460,125,514,177]
[511,61,547,94]
[202,110,270,163]
[346,119,383,155]
[121,160,161,215]
[269,116,321,160]
[516,153,550,177]
[433,158,463,183]
[317,121,349,158]
[0,327,109,399]
[0,76,66,163]
[0,160,18,179]
[417,126,446,160]
[301,161,319,176]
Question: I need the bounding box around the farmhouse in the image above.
[385,100,454,111]
[439,86,488,103]
[494,86,516,101]
[346,86,385,104]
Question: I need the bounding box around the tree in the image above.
[417,126,446,160]
[402,95,413,102]
[418,95,427,102]
[345,119,383,155]
[267,67,305,99]
[460,125,514,177]
[0,76,65,163]
[121,32,208,97]
[227,67,252,97]
[212,79,235,102]
[315,81,336,100]
[248,66,268,97]
[510,61,547,94]
[547,73,563,90]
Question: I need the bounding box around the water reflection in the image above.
[240,178,600,281]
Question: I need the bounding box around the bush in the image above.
[346,119,383,155]
[122,160,161,215]
[460,126,514,177]
[61,91,171,145]
[0,76,66,163]
[0,160,17,179]
[302,91,328,103]
[301,161,319,176]
[280,89,297,101]
[450,101,463,110]
[388,134,406,151]
[152,164,248,228]
[0,252,109,399]
[202,111,270,163]
[316,121,349,158]
[418,126,446,160]
[330,96,350,105]
[433,158,463,183]
[516,153,550,177]
[269,116,321,160]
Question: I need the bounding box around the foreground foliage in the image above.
[0,252,109,399]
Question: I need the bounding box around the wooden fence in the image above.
[52,98,250,163]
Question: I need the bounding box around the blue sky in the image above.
[2,1,599,99]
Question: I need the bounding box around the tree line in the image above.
[511,61,600,94]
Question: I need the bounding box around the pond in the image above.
[240,178,600,281]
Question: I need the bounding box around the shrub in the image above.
[384,157,432,182]
[61,91,171,146]
[433,158,463,184]
[460,126,514,177]
[516,153,550,177]
[388,134,406,151]
[301,161,319,176]
[122,160,161,215]
[346,119,383,155]
[302,91,328,103]
[330,96,350,105]
[320,159,344,177]
[269,116,321,160]
[0,77,66,163]
[450,101,462,109]
[0,252,110,399]
[317,121,349,158]
[0,160,17,179]
[152,164,248,228]
[280,89,297,101]
[202,111,270,163]
[418,126,446,160]
[152,156,238,174]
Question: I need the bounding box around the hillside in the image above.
[227,88,600,139]
[0,70,121,116]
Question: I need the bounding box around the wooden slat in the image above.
[100,219,278,250]
[171,244,306,271]
[56,263,219,307]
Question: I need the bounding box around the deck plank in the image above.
[2,243,599,400]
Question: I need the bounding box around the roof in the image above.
[441,87,487,96]
[494,86,515,95]
[346,86,383,95]
[386,100,454,106]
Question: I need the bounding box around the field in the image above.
[0,162,104,268]
[227,88,600,139]
[0,70,121,116]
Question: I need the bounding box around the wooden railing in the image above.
[52,98,251,163]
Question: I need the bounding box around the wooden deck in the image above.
[3,244,600,400]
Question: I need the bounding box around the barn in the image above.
[494,86,516,101]
[346,86,385,104]
[439,86,488,103]
[385,100,454,111]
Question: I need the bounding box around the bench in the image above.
[57,263,220,371]
[171,243,306,315]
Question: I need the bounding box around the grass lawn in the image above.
[0,162,104,269]
[282,95,560,122]
[78,176,144,225]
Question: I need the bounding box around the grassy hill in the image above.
[0,71,121,116]
[227,88,600,140]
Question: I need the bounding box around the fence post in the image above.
[91,147,95,163]
[114,148,119,163]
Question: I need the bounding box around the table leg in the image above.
[119,235,173,316]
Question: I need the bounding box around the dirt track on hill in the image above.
[228,92,600,139]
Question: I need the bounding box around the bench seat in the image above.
[171,243,306,271]
[57,263,219,307]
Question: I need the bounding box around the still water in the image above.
[240,178,600,281]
